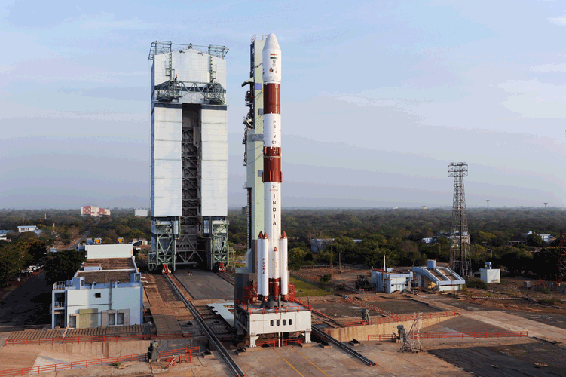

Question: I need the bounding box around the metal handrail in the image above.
[5,333,190,346]
[368,331,529,341]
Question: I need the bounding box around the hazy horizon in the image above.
[1,1,565,209]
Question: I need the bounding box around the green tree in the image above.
[44,250,86,284]
[0,243,27,287]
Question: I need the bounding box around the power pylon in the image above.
[448,162,471,277]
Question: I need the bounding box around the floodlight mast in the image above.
[448,162,471,277]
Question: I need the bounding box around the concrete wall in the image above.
[4,339,197,360]
[85,244,133,259]
[324,315,455,342]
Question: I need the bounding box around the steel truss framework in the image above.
[177,105,201,267]
[207,218,229,270]
[149,41,228,105]
[149,219,177,271]
[449,162,471,277]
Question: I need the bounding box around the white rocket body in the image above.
[258,33,289,302]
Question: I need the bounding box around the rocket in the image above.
[258,33,289,303]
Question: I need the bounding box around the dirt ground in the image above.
[366,297,441,314]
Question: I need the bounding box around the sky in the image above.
[0,0,565,209]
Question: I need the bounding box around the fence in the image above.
[367,331,528,341]
[0,347,200,376]
[5,333,191,346]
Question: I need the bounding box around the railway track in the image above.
[312,326,377,367]
[164,274,245,377]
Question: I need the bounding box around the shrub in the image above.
[466,278,488,290]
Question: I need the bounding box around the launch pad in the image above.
[234,301,312,347]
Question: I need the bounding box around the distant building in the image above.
[421,237,434,244]
[421,206,428,210]
[310,238,335,253]
[0,230,10,241]
[134,209,148,217]
[51,244,142,329]
[523,231,553,243]
[81,206,111,217]
[18,225,38,233]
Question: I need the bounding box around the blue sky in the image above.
[0,0,565,209]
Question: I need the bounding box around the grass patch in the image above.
[290,277,329,297]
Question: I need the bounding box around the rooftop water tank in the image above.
[427,260,437,269]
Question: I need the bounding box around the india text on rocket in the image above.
[257,33,289,303]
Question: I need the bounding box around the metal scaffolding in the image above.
[449,162,471,277]
[149,219,177,271]
[149,41,228,105]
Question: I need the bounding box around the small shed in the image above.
[479,262,500,284]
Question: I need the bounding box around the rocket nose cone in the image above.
[265,33,280,50]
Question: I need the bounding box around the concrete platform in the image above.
[236,342,470,376]
[174,270,233,300]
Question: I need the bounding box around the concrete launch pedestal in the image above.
[234,301,312,348]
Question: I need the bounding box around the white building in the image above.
[371,269,413,293]
[0,230,10,241]
[18,225,38,233]
[480,262,500,284]
[134,208,149,217]
[51,244,143,329]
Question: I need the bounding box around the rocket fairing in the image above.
[258,33,289,303]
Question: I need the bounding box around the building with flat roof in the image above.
[81,206,111,217]
[51,244,142,329]
[18,225,37,233]
[371,268,413,293]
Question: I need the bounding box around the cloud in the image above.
[548,16,566,25]
[531,63,566,72]
[60,12,158,31]
[497,79,566,118]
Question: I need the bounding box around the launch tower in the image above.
[148,42,229,271]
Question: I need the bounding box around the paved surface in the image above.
[0,272,51,331]
[414,294,566,347]
[430,341,566,376]
[174,270,233,300]
[237,342,470,376]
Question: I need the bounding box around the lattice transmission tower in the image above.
[448,162,471,277]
